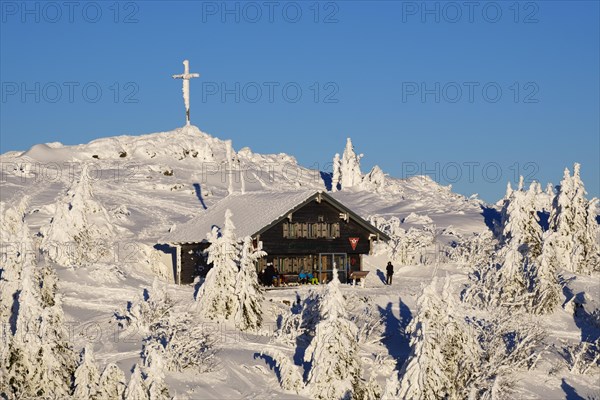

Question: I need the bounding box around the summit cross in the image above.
[172,59,200,126]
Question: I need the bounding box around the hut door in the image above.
[318,253,347,283]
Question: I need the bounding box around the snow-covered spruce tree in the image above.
[331,152,341,192]
[73,345,101,399]
[6,268,75,397]
[39,262,59,308]
[464,240,534,311]
[124,364,149,400]
[530,233,563,315]
[382,370,401,400]
[97,363,127,400]
[143,345,171,400]
[39,278,77,395]
[497,242,534,309]
[340,138,363,189]
[304,266,364,399]
[234,236,267,331]
[500,179,543,259]
[583,198,600,272]
[5,225,75,399]
[195,209,240,321]
[397,277,481,400]
[549,163,599,273]
[41,169,114,267]
[0,197,30,327]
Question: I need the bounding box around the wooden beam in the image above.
[176,245,182,285]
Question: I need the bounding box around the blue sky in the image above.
[1,1,598,202]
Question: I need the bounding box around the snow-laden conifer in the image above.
[548,164,599,273]
[332,152,341,192]
[234,236,266,331]
[41,169,115,267]
[195,209,240,320]
[6,225,75,399]
[304,266,364,399]
[73,345,101,399]
[124,364,149,400]
[144,345,171,400]
[0,197,29,325]
[340,138,363,189]
[530,233,563,315]
[398,277,481,400]
[500,179,543,259]
[98,363,127,400]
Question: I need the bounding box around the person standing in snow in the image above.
[386,261,394,285]
[264,262,276,286]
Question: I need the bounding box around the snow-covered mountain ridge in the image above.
[1,125,487,247]
[2,126,598,399]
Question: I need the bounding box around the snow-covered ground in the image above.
[1,125,598,399]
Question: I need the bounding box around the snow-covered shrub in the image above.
[274,288,322,346]
[361,165,387,193]
[142,313,217,373]
[370,216,437,265]
[345,293,385,346]
[470,312,545,397]
[447,230,497,268]
[463,242,535,311]
[115,277,173,333]
[304,267,365,400]
[402,212,434,225]
[464,233,563,315]
[259,349,304,393]
[561,339,600,375]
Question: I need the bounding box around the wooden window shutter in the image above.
[283,223,289,238]
[332,223,340,238]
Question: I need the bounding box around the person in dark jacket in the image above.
[386,261,394,285]
[264,263,276,286]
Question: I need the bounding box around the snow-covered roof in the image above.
[161,190,389,244]
[162,190,318,243]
